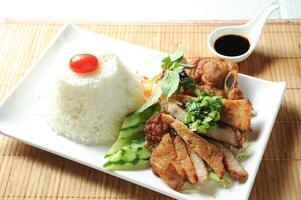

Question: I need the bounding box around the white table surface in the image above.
[0,0,300,22]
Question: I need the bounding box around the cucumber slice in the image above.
[136,147,151,159]
[105,133,144,158]
[122,104,160,129]
[103,140,151,170]
[104,103,159,169]
[118,124,144,139]
[103,159,150,170]
[105,125,144,157]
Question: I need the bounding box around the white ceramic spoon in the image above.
[207,2,280,63]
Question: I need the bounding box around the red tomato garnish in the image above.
[70,54,99,73]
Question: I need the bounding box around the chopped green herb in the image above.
[184,91,222,133]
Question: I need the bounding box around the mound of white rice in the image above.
[49,52,144,145]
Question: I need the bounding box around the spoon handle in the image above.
[245,2,280,37]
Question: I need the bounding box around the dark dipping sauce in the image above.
[214,34,250,57]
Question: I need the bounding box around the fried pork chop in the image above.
[144,112,170,147]
[211,140,248,182]
[150,133,185,191]
[174,135,198,184]
[206,124,244,148]
[160,99,244,147]
[186,145,209,184]
[185,57,245,100]
[161,113,225,178]
[221,99,252,132]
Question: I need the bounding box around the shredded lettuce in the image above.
[208,169,232,188]
[226,143,250,162]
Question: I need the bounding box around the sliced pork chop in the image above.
[161,113,225,178]
[160,99,186,122]
[160,99,244,147]
[186,145,209,184]
[221,99,252,132]
[174,135,198,184]
[150,133,185,191]
[206,124,244,148]
[211,140,248,182]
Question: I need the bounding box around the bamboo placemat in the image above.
[0,19,300,200]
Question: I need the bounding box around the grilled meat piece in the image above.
[185,57,203,83]
[177,92,250,132]
[144,112,170,147]
[206,124,244,148]
[227,87,244,100]
[186,57,230,88]
[186,57,245,100]
[224,63,244,100]
[199,84,226,97]
[174,135,198,184]
[150,133,185,191]
[211,140,248,182]
[161,113,225,178]
[201,58,229,88]
[160,99,186,122]
[221,99,252,132]
[186,145,209,184]
[160,100,243,147]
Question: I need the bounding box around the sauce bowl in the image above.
[207,2,279,63]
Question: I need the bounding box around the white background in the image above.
[0,0,300,22]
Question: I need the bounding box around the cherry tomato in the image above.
[69,54,99,73]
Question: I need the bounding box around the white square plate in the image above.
[0,24,286,200]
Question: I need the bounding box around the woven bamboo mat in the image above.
[0,19,300,200]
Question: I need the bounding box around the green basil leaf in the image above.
[170,62,180,70]
[161,71,180,98]
[174,66,184,73]
[180,76,201,96]
[137,87,162,113]
[170,46,184,62]
[161,56,171,71]
[179,63,195,68]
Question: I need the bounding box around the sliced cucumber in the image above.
[103,140,151,170]
[105,125,144,157]
[104,103,159,170]
[122,104,160,129]
[119,124,144,139]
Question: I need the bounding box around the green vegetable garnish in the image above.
[103,140,151,170]
[104,104,159,169]
[106,103,159,158]
[225,143,250,162]
[184,91,222,134]
[137,87,162,113]
[138,46,199,113]
[161,70,180,98]
[208,170,232,188]
[179,76,201,96]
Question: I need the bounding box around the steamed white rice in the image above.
[49,52,144,144]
